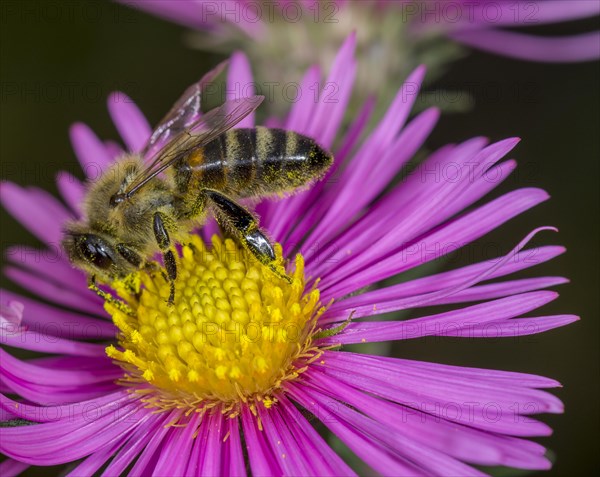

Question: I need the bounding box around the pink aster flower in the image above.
[119,0,600,114]
[0,35,577,476]
[122,0,600,62]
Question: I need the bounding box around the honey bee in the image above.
[62,62,333,306]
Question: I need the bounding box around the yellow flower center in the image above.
[105,235,326,416]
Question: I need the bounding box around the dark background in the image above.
[0,1,598,476]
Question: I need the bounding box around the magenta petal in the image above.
[321,290,558,344]
[289,382,432,476]
[1,327,107,357]
[0,349,120,389]
[309,32,357,149]
[356,352,562,388]
[329,245,565,316]
[4,248,90,295]
[104,139,124,159]
[196,411,225,477]
[323,226,557,321]
[107,92,152,152]
[442,0,600,32]
[220,416,246,477]
[455,315,579,337]
[322,188,550,298]
[303,66,427,249]
[452,29,600,63]
[0,183,71,245]
[128,410,177,476]
[0,365,118,404]
[0,290,111,339]
[317,353,564,417]
[65,432,127,477]
[305,370,492,476]
[282,96,376,249]
[270,96,377,247]
[277,395,357,476]
[116,0,215,30]
[103,411,170,476]
[0,393,144,464]
[68,122,113,177]
[317,140,523,289]
[303,107,439,255]
[313,353,557,437]
[428,276,568,305]
[227,51,256,128]
[257,404,312,475]
[241,405,281,476]
[55,172,85,215]
[284,65,321,135]
[0,458,29,477]
[153,413,199,476]
[306,366,552,470]
[370,65,426,147]
[4,267,104,316]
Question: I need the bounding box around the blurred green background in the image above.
[0,1,598,476]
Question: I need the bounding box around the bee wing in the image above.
[141,60,229,158]
[124,95,265,198]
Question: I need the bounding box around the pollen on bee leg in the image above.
[102,234,328,417]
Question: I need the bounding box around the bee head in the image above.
[62,227,141,282]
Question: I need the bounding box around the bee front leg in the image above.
[203,189,292,283]
[88,275,135,316]
[153,212,177,305]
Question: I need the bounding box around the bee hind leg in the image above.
[153,212,177,305]
[203,189,292,284]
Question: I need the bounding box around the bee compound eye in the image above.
[78,235,115,270]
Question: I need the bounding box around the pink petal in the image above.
[241,405,281,476]
[129,410,178,476]
[69,123,113,178]
[4,267,104,316]
[107,92,152,152]
[221,417,246,477]
[320,290,559,343]
[103,411,171,476]
[257,404,312,475]
[55,172,85,216]
[289,382,440,476]
[0,183,71,245]
[452,30,600,62]
[153,413,199,476]
[197,411,225,477]
[1,328,107,357]
[285,65,321,135]
[227,51,256,128]
[278,395,357,476]
[329,245,565,315]
[0,458,29,477]
[321,188,550,298]
[0,398,146,465]
[0,290,113,338]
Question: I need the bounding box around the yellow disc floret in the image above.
[105,235,326,416]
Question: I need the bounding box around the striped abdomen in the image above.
[175,126,332,198]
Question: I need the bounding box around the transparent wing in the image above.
[141,60,229,158]
[123,95,264,198]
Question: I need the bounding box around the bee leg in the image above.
[88,275,135,316]
[153,212,177,305]
[203,189,292,284]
